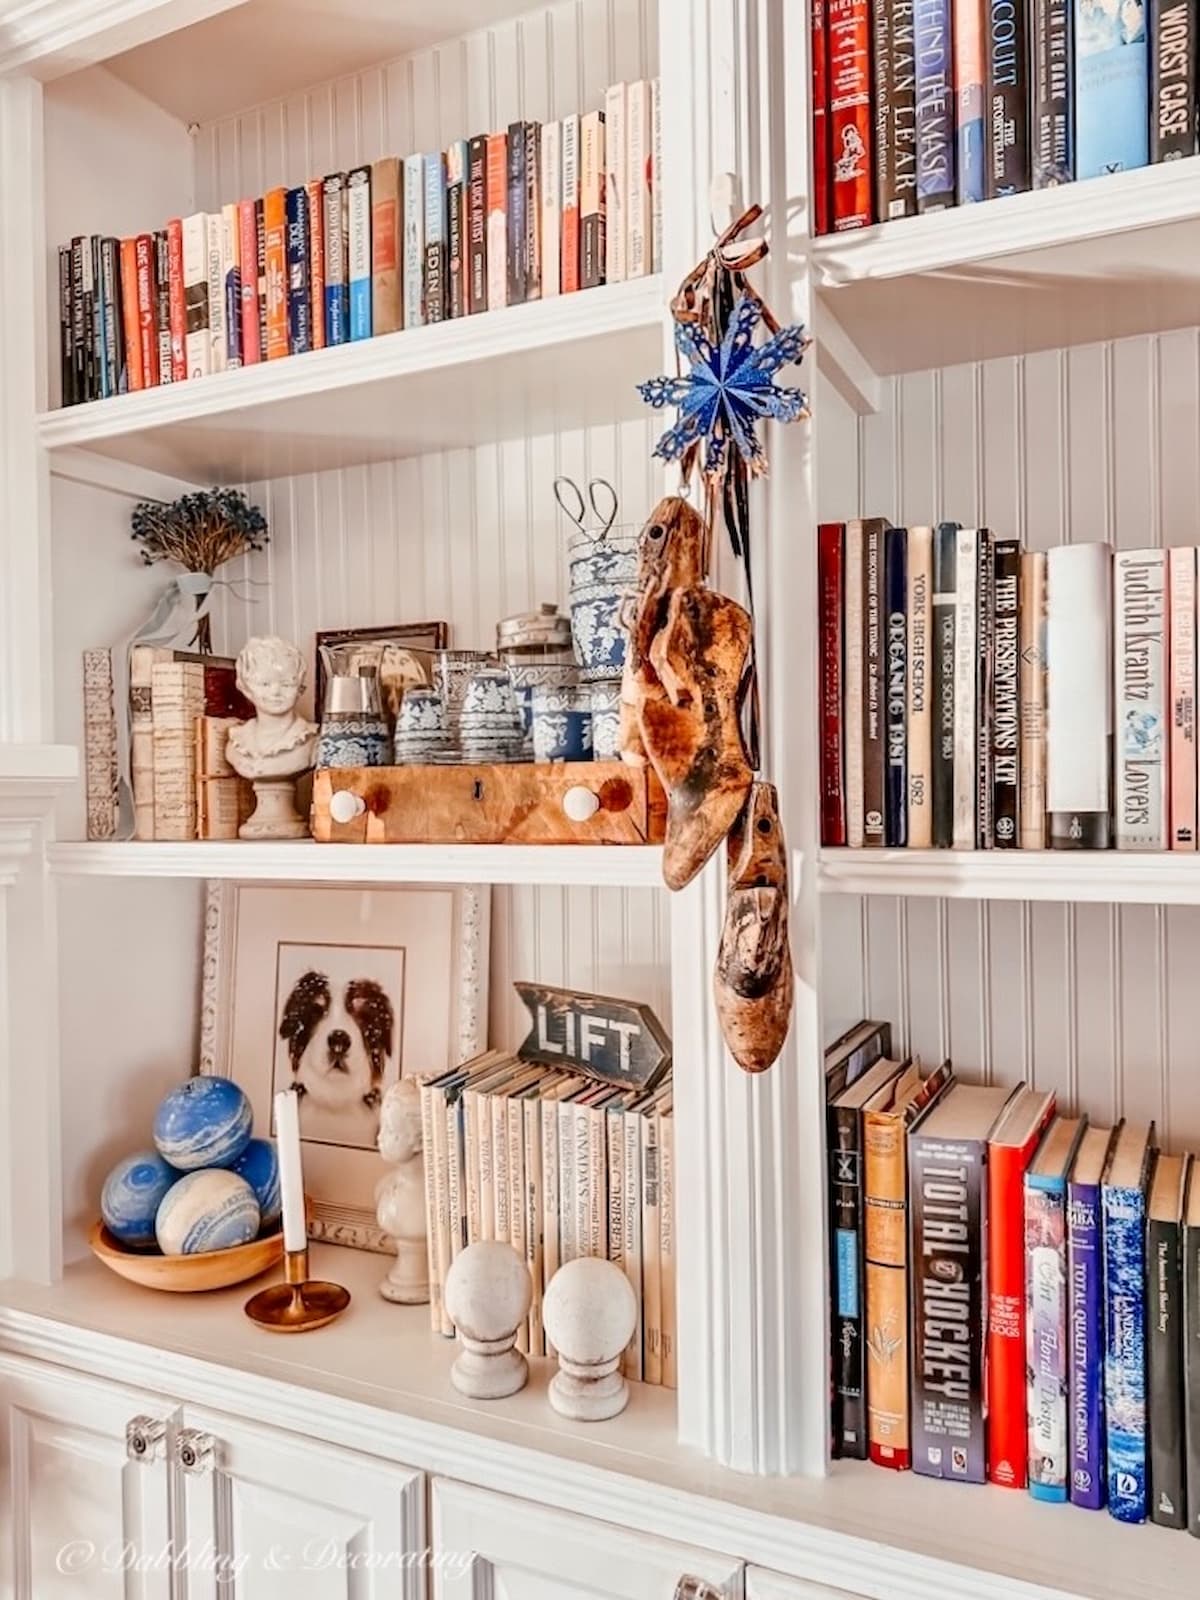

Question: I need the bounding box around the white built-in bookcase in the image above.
[0,1,1196,1596]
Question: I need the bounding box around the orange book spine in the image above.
[135,234,158,387]
[263,187,288,360]
[864,1107,911,1468]
[485,132,508,311]
[370,156,402,335]
[306,178,325,350]
[561,113,580,294]
[166,219,186,381]
[237,200,261,365]
[119,237,143,391]
[1170,546,1197,849]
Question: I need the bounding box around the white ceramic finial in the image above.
[329,789,367,825]
[542,1257,637,1420]
[562,785,601,823]
[374,1077,429,1305]
[444,1240,532,1399]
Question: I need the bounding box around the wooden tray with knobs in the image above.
[311,762,666,846]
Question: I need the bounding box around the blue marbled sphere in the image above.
[153,1078,253,1171]
[231,1138,281,1232]
[155,1169,261,1256]
[101,1150,181,1248]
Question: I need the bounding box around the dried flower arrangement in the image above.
[130,488,269,654]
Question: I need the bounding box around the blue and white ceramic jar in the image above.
[567,527,638,679]
[589,680,622,761]
[532,683,593,763]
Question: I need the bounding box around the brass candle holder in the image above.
[244,1247,351,1333]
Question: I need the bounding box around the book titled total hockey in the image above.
[1068,1123,1115,1509]
[909,1083,1016,1482]
[1148,1152,1189,1528]
[914,0,955,209]
[1103,1120,1156,1522]
[1046,543,1112,848]
[1075,0,1149,177]
[1114,548,1168,849]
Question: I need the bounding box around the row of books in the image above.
[57,78,662,406]
[419,1048,675,1385]
[827,1018,1198,1531]
[820,523,1193,851]
[811,0,1193,232]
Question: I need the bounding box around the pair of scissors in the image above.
[553,476,619,542]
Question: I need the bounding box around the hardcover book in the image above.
[58,246,74,406]
[1068,1123,1116,1509]
[523,122,541,302]
[100,237,123,395]
[467,135,488,314]
[990,538,1020,847]
[83,649,118,840]
[153,231,172,385]
[322,173,349,345]
[844,520,866,847]
[884,526,909,846]
[347,166,372,341]
[69,237,88,401]
[1074,0,1149,177]
[181,213,210,379]
[284,186,311,355]
[1151,0,1196,160]
[540,123,561,298]
[237,200,260,364]
[862,518,889,846]
[119,237,142,392]
[1183,1157,1200,1535]
[1018,550,1048,848]
[932,522,958,848]
[305,178,325,349]
[1046,542,1113,848]
[650,78,663,269]
[580,111,606,290]
[1148,1152,1188,1528]
[874,0,918,218]
[561,115,581,293]
[626,83,651,279]
[255,198,267,358]
[914,0,956,208]
[819,523,847,846]
[910,1083,1017,1481]
[220,202,240,368]
[954,0,988,200]
[1103,1120,1156,1522]
[1114,548,1168,849]
[204,213,225,373]
[907,526,933,847]
[974,527,994,848]
[987,1088,1058,1488]
[825,1017,893,1097]
[446,139,468,319]
[89,237,106,398]
[1169,546,1197,848]
[828,0,875,227]
[370,156,402,335]
[952,527,979,849]
[165,221,185,384]
[136,233,159,387]
[604,84,627,284]
[660,1101,677,1389]
[506,122,528,306]
[486,131,508,310]
[424,151,447,323]
[812,0,833,232]
[403,152,425,329]
[262,188,288,359]
[986,0,1031,194]
[1025,1115,1087,1501]
[1031,0,1073,184]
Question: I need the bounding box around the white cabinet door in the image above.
[746,1575,865,1600]
[177,1406,424,1600]
[432,1479,743,1600]
[0,1356,175,1600]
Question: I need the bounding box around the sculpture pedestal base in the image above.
[450,1335,528,1400]
[240,778,307,840]
[549,1358,629,1421]
[379,1239,429,1304]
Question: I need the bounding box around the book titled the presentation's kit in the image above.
[1102,1120,1156,1523]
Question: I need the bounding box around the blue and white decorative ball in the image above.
[155,1169,260,1256]
[153,1078,253,1171]
[231,1138,281,1232]
[101,1150,180,1248]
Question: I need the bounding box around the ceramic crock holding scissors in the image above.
[555,476,639,680]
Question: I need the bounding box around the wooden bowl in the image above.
[88,1219,285,1293]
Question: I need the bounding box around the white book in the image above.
[626,80,651,279]
[181,213,210,380]
[844,522,865,847]
[541,121,562,298]
[604,81,628,283]
[1114,547,1168,850]
[650,77,663,271]
[1046,542,1113,849]
[404,152,425,329]
[907,526,933,848]
[952,527,979,849]
[204,212,226,373]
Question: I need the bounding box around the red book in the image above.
[166,219,186,381]
[819,523,846,844]
[306,177,326,350]
[237,200,261,365]
[811,0,832,236]
[119,238,143,391]
[986,1088,1057,1489]
[827,0,873,230]
[135,235,159,387]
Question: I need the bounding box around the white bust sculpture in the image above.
[226,636,317,839]
[375,1077,429,1304]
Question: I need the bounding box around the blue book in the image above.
[884,527,908,847]
[424,152,446,325]
[915,0,956,208]
[1074,0,1149,177]
[1102,1121,1156,1522]
[506,120,528,303]
[347,165,372,342]
[1026,1116,1087,1502]
[1068,1124,1115,1508]
[322,174,348,346]
[285,186,311,355]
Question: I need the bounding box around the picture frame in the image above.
[314,621,450,725]
[200,878,490,1252]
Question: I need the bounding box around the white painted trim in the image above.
[818,847,1200,906]
[0,0,246,80]
[49,445,204,502]
[0,744,76,785]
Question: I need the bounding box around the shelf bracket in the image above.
[815,309,881,417]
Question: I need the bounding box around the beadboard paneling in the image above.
[817,330,1200,1150]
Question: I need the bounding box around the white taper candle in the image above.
[274,1090,307,1254]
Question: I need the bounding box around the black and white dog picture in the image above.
[273,941,405,1150]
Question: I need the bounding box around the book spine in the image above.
[541,1098,560,1353]
[989,1142,1031,1487]
[1114,548,1169,849]
[524,1096,544,1356]
[915,0,956,209]
[975,528,994,848]
[650,79,663,270]
[844,522,866,847]
[463,1090,481,1246]
[418,1081,441,1332]
[1185,1215,1200,1534]
[129,646,158,839]
[136,234,159,387]
[607,1103,624,1271]
[954,0,988,200]
[304,179,325,350]
[447,1093,465,1268]
[587,1102,606,1259]
[604,85,627,284]
[830,1102,868,1456]
[863,520,887,846]
[885,527,909,846]
[255,199,267,359]
[370,157,402,336]
[1018,550,1048,848]
[932,523,958,846]
[58,245,73,406]
[562,115,581,292]
[1031,0,1074,184]
[524,121,541,302]
[507,1095,527,1354]
[467,136,488,314]
[447,139,468,318]
[1104,1180,1149,1521]
[1049,544,1126,851]
[910,1133,988,1480]
[477,1085,495,1240]
[907,526,934,847]
[82,649,118,841]
[347,167,372,340]
[89,237,104,399]
[284,186,311,355]
[322,175,348,346]
[70,238,87,402]
[120,238,142,392]
[432,1085,454,1336]
[99,237,121,397]
[557,1099,577,1264]
[1074,0,1149,177]
[819,523,847,846]
[220,203,240,369]
[424,151,447,323]
[986,0,1031,195]
[402,152,425,325]
[540,122,561,298]
[864,1108,912,1467]
[493,1093,512,1252]
[622,1106,644,1380]
[641,1111,663,1386]
[1026,1179,1071,1500]
[828,0,874,228]
[572,1102,591,1269]
[991,538,1020,847]
[1151,0,1196,161]
[626,86,650,279]
[237,201,260,365]
[263,189,288,360]
[660,1108,676,1390]
[506,122,527,306]
[1148,1208,1186,1526]
[204,214,225,373]
[952,527,979,848]
[1068,1177,1107,1508]
[181,215,210,379]
[1170,547,1197,848]
[486,132,508,309]
[150,663,203,841]
[875,0,919,219]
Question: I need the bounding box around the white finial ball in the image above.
[543,1256,637,1367]
[444,1239,531,1344]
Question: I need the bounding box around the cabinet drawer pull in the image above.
[125,1415,167,1464]
[674,1579,727,1600]
[175,1428,217,1475]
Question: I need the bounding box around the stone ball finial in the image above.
[542,1256,637,1420]
[444,1240,532,1399]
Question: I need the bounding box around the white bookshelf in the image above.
[818,849,1200,907]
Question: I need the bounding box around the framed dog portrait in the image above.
[200,880,489,1251]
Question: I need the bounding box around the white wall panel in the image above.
[818,330,1200,1150]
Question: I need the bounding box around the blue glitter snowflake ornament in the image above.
[638,293,810,480]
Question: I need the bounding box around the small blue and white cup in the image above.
[533,684,593,763]
[589,681,621,761]
[570,588,630,677]
[397,686,447,736]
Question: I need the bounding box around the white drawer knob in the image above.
[562,785,600,823]
[329,790,366,824]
